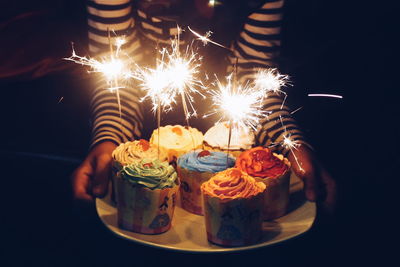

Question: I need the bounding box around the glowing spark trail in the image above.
[188,26,231,51]
[308,94,343,99]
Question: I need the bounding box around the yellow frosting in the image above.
[149,125,204,159]
[112,140,168,169]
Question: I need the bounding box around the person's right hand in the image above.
[71,141,117,202]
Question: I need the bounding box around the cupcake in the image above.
[115,159,179,234]
[177,150,235,215]
[149,125,204,162]
[203,121,255,157]
[110,139,168,203]
[236,146,291,220]
[112,139,168,170]
[201,168,266,246]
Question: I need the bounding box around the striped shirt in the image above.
[87,0,308,156]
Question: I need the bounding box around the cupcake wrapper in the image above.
[110,161,123,204]
[202,193,264,247]
[115,177,178,234]
[257,169,291,220]
[177,166,215,215]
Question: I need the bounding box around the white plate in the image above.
[96,173,316,253]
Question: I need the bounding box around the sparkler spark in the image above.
[64,38,132,90]
[253,68,290,95]
[64,35,134,132]
[205,74,269,133]
[136,35,205,119]
[188,26,231,50]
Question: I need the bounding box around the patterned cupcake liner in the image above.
[177,166,215,215]
[202,193,264,247]
[255,159,291,221]
[115,176,178,234]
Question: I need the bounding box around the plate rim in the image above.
[95,197,316,253]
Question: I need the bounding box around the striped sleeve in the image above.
[86,0,143,148]
[229,0,310,155]
[86,0,141,58]
[90,77,144,148]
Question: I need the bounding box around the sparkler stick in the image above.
[107,29,123,131]
[64,31,132,131]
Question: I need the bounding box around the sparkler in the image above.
[205,73,270,163]
[64,33,134,130]
[205,74,269,132]
[137,34,205,118]
[253,68,291,109]
[278,115,303,172]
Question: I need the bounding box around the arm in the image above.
[72,0,144,201]
[87,0,144,148]
[229,0,336,210]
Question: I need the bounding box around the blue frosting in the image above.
[177,150,235,173]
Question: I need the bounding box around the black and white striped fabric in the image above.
[87,0,308,155]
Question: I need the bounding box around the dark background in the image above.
[0,0,397,266]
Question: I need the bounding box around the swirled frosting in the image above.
[150,125,204,152]
[204,122,255,150]
[120,159,178,189]
[112,139,168,168]
[235,147,289,178]
[201,168,266,199]
[177,150,235,173]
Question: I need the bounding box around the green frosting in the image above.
[120,159,178,189]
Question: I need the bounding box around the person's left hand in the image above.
[287,144,337,215]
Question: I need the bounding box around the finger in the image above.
[299,168,325,202]
[320,168,337,213]
[91,154,112,197]
[71,165,94,202]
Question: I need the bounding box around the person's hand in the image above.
[287,144,337,214]
[71,141,117,202]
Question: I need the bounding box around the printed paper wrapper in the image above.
[115,176,178,234]
[257,168,291,221]
[202,143,242,158]
[177,166,215,215]
[109,160,123,204]
[202,193,264,247]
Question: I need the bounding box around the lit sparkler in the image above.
[64,34,134,127]
[253,68,291,109]
[253,68,290,94]
[278,115,304,172]
[136,32,205,121]
[204,73,270,133]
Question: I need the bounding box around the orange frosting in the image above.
[172,126,183,136]
[236,147,289,179]
[138,139,150,151]
[201,168,266,199]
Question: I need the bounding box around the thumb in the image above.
[91,154,112,197]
